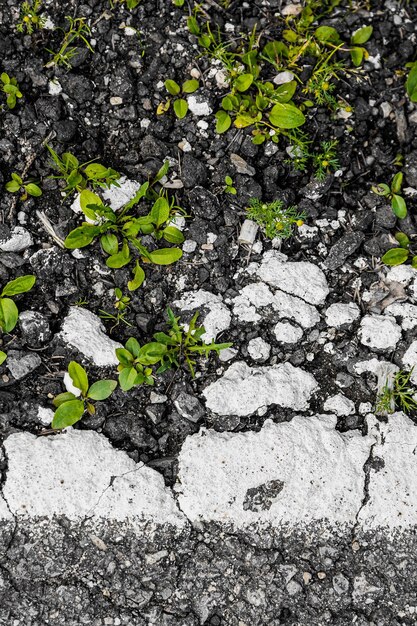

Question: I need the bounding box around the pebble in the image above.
[247,337,271,362]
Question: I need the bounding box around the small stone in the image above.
[110,96,123,105]
[323,393,355,416]
[333,573,349,595]
[0,226,33,252]
[19,311,51,348]
[359,315,402,351]
[174,391,205,423]
[286,580,302,595]
[274,321,303,344]
[6,351,42,380]
[317,572,326,580]
[324,232,365,270]
[273,71,295,85]
[230,153,256,176]
[187,96,212,116]
[325,302,360,328]
[247,337,271,362]
[182,240,197,253]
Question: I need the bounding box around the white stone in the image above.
[274,321,303,344]
[359,413,417,528]
[2,430,185,525]
[60,307,122,367]
[247,337,271,361]
[187,96,212,116]
[176,415,373,526]
[203,361,318,417]
[0,226,33,252]
[110,96,123,105]
[37,406,54,426]
[70,176,141,215]
[173,290,231,342]
[386,265,416,285]
[273,71,295,85]
[323,393,355,416]
[219,347,238,362]
[384,302,417,331]
[359,315,401,351]
[257,251,329,305]
[48,79,62,95]
[325,302,360,328]
[403,341,417,384]
[182,240,197,253]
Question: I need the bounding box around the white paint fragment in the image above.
[247,337,271,361]
[0,226,33,252]
[385,302,417,331]
[274,321,303,344]
[323,394,355,417]
[173,290,231,342]
[2,430,185,525]
[60,307,122,367]
[360,413,417,529]
[64,372,82,397]
[257,251,329,305]
[177,415,373,526]
[187,96,212,116]
[359,315,402,351]
[403,341,417,384]
[37,406,54,426]
[325,302,360,328]
[203,361,318,416]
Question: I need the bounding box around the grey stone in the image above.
[173,391,205,423]
[181,155,208,189]
[324,232,365,270]
[6,350,42,380]
[187,186,220,220]
[19,311,51,348]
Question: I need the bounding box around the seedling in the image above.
[376,369,417,415]
[350,25,373,66]
[246,198,306,240]
[45,16,94,69]
[381,232,417,268]
[0,275,36,333]
[0,352,6,365]
[157,78,199,119]
[110,0,141,8]
[224,175,236,195]
[372,172,407,219]
[0,73,23,109]
[5,172,42,200]
[64,162,185,290]
[312,140,340,180]
[172,0,185,5]
[51,361,117,429]
[17,0,46,34]
[99,288,133,330]
[116,307,232,390]
[46,145,120,197]
[406,60,417,102]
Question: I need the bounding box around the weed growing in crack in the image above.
[51,362,117,429]
[16,0,46,34]
[99,288,133,331]
[375,369,417,415]
[64,161,185,291]
[46,145,121,197]
[0,275,36,333]
[109,0,141,8]
[0,73,23,110]
[116,307,232,391]
[246,198,306,240]
[372,172,407,220]
[45,16,94,69]
[157,78,200,119]
[380,232,417,268]
[5,172,42,200]
[223,175,237,195]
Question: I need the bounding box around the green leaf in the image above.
[80,189,102,219]
[234,73,254,92]
[381,248,409,266]
[84,163,112,180]
[163,225,184,244]
[119,366,141,391]
[5,180,20,193]
[234,112,260,128]
[65,169,83,190]
[269,103,306,129]
[88,379,117,401]
[138,342,168,365]
[392,194,407,219]
[165,79,181,96]
[395,232,410,248]
[215,110,232,134]
[106,241,131,268]
[372,183,390,196]
[412,256,417,269]
[101,233,119,255]
[314,26,340,43]
[410,87,417,103]
[1,275,36,297]
[149,247,182,265]
[125,337,141,358]
[406,62,417,99]
[0,351,6,366]
[150,197,170,227]
[351,25,373,45]
[273,80,297,103]
[128,262,145,291]
[173,98,188,119]
[68,361,89,395]
[116,347,135,366]
[182,79,199,94]
[52,400,85,429]
[1,72,10,84]
[62,152,79,170]
[350,47,364,67]
[187,15,200,35]
[64,225,100,249]
[25,183,42,197]
[0,298,19,333]
[392,172,403,194]
[53,392,77,407]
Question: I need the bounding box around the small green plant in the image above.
[172,0,185,5]
[372,172,407,219]
[246,198,306,240]
[349,25,373,66]
[0,275,36,333]
[46,145,120,197]
[5,172,42,200]
[45,16,94,69]
[381,232,417,268]
[0,73,23,109]
[51,361,117,429]
[64,162,185,290]
[116,307,232,391]
[157,78,199,119]
[224,175,236,195]
[99,288,133,330]
[0,351,6,365]
[110,0,141,7]
[16,0,46,34]
[406,60,417,102]
[376,369,417,415]
[312,140,340,180]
